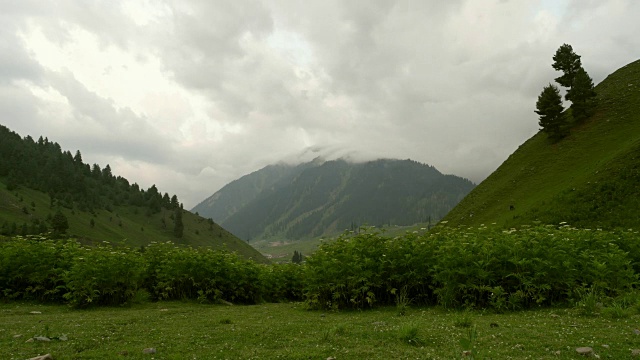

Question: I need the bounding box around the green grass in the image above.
[0,180,268,263]
[2,302,640,359]
[443,59,640,230]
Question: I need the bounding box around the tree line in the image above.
[0,125,183,236]
[535,44,598,141]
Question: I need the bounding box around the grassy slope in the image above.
[443,59,640,229]
[0,180,268,264]
[2,302,640,359]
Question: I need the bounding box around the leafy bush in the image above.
[144,242,266,304]
[304,229,437,310]
[259,263,304,302]
[0,236,72,302]
[303,225,638,310]
[2,225,638,311]
[63,242,146,307]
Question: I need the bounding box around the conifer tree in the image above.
[552,44,582,89]
[51,210,69,235]
[566,67,597,123]
[292,250,304,264]
[535,84,567,141]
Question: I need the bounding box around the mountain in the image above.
[192,158,475,240]
[442,59,640,229]
[0,125,268,263]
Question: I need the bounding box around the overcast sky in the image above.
[1,1,638,208]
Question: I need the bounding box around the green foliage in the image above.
[573,285,602,316]
[459,325,480,359]
[259,262,305,302]
[453,309,474,328]
[3,225,640,313]
[394,286,412,316]
[291,250,303,263]
[63,243,146,307]
[398,323,423,346]
[552,43,582,88]
[303,228,436,310]
[0,235,302,307]
[567,67,597,123]
[303,226,638,310]
[535,84,567,141]
[143,242,262,303]
[0,236,70,302]
[50,210,69,235]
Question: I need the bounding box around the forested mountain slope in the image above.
[0,125,267,263]
[194,158,475,240]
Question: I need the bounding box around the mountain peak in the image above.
[192,158,475,240]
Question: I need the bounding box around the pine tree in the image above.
[173,209,184,238]
[73,150,83,164]
[51,210,69,235]
[170,195,179,209]
[552,44,582,89]
[566,67,597,123]
[535,84,567,141]
[292,250,304,264]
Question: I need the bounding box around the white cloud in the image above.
[0,0,639,208]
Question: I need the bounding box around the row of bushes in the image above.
[304,225,639,310]
[2,224,638,310]
[0,237,303,307]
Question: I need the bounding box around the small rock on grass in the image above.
[632,348,640,357]
[28,354,53,360]
[576,347,593,356]
[142,348,156,354]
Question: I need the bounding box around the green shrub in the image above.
[303,226,638,310]
[0,236,73,302]
[145,242,263,304]
[63,243,146,307]
[398,323,423,346]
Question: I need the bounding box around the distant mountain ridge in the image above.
[192,158,475,240]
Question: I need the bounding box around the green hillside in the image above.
[443,59,640,229]
[0,126,268,263]
[0,180,267,263]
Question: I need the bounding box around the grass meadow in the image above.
[3,301,640,359]
[4,225,640,359]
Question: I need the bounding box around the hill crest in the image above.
[442,59,640,229]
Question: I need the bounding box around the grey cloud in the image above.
[1,0,639,208]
